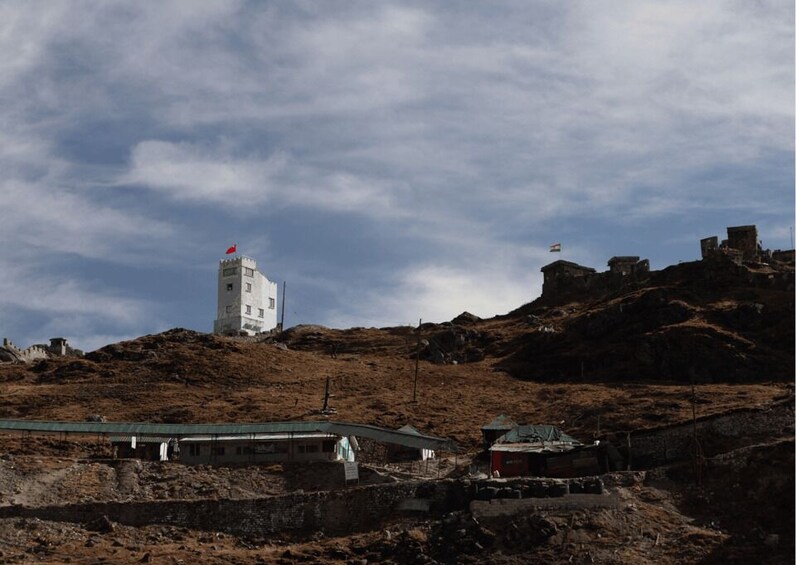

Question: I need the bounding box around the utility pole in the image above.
[413,318,421,403]
[280,281,287,331]
[322,376,335,414]
[691,378,701,486]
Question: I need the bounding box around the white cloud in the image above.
[327,262,541,329]
[0,258,159,351]
[0,262,150,323]
[122,139,406,216]
[324,236,552,328]
[124,140,287,206]
[0,1,791,345]
[0,178,173,260]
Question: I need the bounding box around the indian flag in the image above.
[549,243,561,252]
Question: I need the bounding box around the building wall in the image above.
[180,437,342,465]
[482,429,512,450]
[541,266,596,297]
[491,451,529,477]
[386,445,435,462]
[213,257,278,335]
[700,236,719,259]
[726,225,758,260]
[113,442,168,461]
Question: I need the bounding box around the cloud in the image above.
[0,128,174,262]
[122,139,407,216]
[8,2,792,229]
[0,258,159,351]
[0,1,791,346]
[123,140,287,206]
[326,262,541,329]
[324,236,552,328]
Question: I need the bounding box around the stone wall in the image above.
[610,398,794,469]
[0,476,614,539]
[0,481,439,538]
[0,339,48,363]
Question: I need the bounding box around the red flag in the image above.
[226,244,237,255]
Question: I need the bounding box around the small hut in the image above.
[480,414,518,450]
[386,425,435,462]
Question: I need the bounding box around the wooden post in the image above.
[626,432,632,470]
[413,318,421,403]
[691,378,701,486]
[280,281,287,330]
[322,376,333,414]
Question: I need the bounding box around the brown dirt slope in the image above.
[0,255,792,451]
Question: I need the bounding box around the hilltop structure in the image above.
[0,336,82,364]
[700,224,762,264]
[213,256,278,336]
[540,256,649,298]
[540,223,793,300]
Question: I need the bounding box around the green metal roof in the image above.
[396,424,420,435]
[496,425,581,445]
[0,419,458,452]
[481,414,517,431]
[109,436,173,443]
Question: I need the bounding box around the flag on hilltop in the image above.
[226,244,237,255]
[549,243,561,252]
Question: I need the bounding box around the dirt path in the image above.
[6,462,77,507]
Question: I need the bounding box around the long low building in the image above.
[0,419,456,466]
[179,432,357,465]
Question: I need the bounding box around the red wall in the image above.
[491,451,528,477]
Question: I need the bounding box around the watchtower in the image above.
[213,256,278,335]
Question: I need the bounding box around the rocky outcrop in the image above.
[497,260,794,382]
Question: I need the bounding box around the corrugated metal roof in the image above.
[324,423,456,452]
[481,414,517,431]
[496,425,581,445]
[490,442,578,454]
[180,433,335,443]
[0,419,458,452]
[396,424,420,435]
[109,436,172,443]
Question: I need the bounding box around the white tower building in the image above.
[213,256,278,335]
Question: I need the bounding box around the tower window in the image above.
[245,282,252,292]
[269,298,275,309]
[225,305,233,313]
[226,283,233,292]
[258,308,264,318]
[244,267,255,277]
[223,267,238,277]
[245,305,252,315]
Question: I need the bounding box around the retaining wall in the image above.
[0,476,609,539]
[613,398,794,469]
[0,481,461,538]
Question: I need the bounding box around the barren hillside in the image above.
[0,255,793,564]
[0,256,792,450]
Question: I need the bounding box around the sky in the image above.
[0,1,793,352]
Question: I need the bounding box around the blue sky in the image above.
[1,1,793,351]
